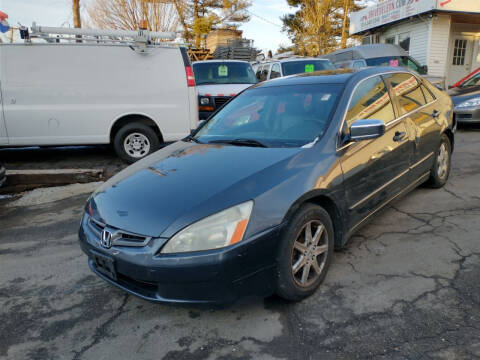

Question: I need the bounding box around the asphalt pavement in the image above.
[0,128,479,360]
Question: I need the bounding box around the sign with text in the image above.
[350,0,436,34]
[437,0,480,12]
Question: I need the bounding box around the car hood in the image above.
[448,86,480,105]
[196,84,254,97]
[89,141,301,237]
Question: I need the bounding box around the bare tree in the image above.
[86,0,179,33]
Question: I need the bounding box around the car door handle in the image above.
[432,110,440,118]
[393,131,406,142]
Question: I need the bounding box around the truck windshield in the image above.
[366,56,426,75]
[193,62,258,85]
[281,60,335,76]
[194,84,343,148]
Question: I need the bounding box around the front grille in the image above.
[213,96,232,109]
[88,217,151,247]
[457,113,473,119]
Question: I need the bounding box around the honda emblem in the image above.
[101,229,113,249]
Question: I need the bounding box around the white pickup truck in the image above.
[0,25,198,162]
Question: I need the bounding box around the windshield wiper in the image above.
[184,134,203,144]
[208,138,268,148]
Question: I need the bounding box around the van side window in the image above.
[270,63,281,79]
[345,75,395,127]
[385,73,426,115]
[261,65,270,81]
[255,67,263,81]
[352,61,364,69]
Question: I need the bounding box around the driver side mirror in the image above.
[421,65,428,74]
[349,119,385,141]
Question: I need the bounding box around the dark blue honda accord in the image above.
[79,67,454,304]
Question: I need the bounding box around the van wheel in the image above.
[275,204,334,302]
[113,122,161,163]
[426,134,451,188]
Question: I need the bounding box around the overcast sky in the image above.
[1,0,292,53]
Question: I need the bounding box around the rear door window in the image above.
[420,83,435,103]
[345,75,395,127]
[384,73,426,115]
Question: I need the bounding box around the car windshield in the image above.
[194,84,343,148]
[366,56,426,74]
[281,60,335,76]
[461,72,480,87]
[193,62,258,85]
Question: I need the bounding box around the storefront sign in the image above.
[350,0,436,34]
[437,0,480,12]
[351,0,480,34]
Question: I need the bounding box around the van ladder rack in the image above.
[24,23,178,52]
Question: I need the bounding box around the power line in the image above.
[245,10,283,29]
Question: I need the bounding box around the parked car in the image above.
[0,161,5,188]
[450,67,480,89]
[0,26,198,163]
[79,67,454,304]
[448,72,480,125]
[323,44,445,89]
[253,58,335,82]
[193,60,257,120]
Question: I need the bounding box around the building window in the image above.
[385,36,395,44]
[362,34,379,45]
[453,39,467,65]
[398,32,410,52]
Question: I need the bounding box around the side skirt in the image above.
[343,171,430,244]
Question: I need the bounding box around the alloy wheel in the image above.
[436,142,449,180]
[291,220,329,287]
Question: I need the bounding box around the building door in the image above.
[472,37,480,71]
[449,35,474,85]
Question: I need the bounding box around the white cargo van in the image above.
[0,25,198,162]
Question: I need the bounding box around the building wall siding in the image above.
[427,14,451,78]
[378,18,431,65]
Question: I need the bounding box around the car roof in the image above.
[324,44,408,60]
[252,66,410,88]
[193,60,250,64]
[261,57,331,64]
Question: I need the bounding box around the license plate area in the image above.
[91,251,117,281]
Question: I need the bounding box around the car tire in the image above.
[426,134,451,188]
[275,204,334,302]
[113,122,161,163]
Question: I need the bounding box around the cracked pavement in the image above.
[1,129,479,360]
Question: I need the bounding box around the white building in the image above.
[350,0,480,86]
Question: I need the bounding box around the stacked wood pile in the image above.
[213,38,260,62]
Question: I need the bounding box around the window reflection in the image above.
[386,73,426,115]
[346,75,395,127]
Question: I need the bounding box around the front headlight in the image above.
[161,201,253,253]
[456,97,480,108]
[200,97,210,105]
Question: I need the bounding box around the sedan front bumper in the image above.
[454,107,480,123]
[78,214,281,304]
